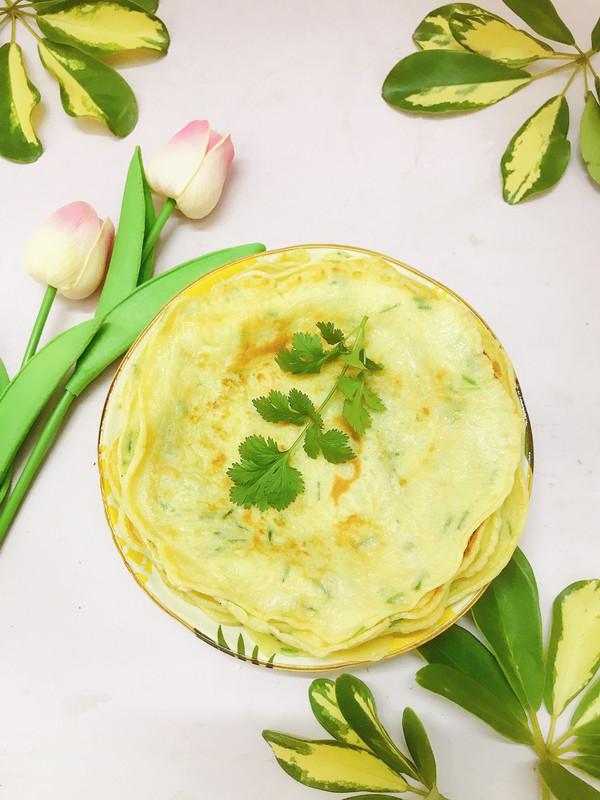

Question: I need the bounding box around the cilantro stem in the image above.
[286,317,368,457]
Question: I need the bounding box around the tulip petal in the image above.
[61,217,115,299]
[177,134,234,219]
[145,120,210,200]
[25,201,102,291]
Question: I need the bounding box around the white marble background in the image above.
[1,1,599,798]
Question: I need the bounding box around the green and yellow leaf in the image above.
[572,755,600,781]
[128,0,159,11]
[539,759,600,799]
[413,3,485,51]
[576,737,600,755]
[572,679,600,734]
[419,624,528,725]
[382,51,531,114]
[262,732,408,793]
[416,663,533,743]
[402,708,437,788]
[580,92,600,185]
[501,0,574,45]
[0,43,42,164]
[593,18,600,52]
[501,94,571,204]
[309,679,365,747]
[335,674,418,778]
[36,0,169,56]
[545,580,600,716]
[450,9,556,66]
[38,39,138,138]
[472,549,545,711]
[0,360,11,505]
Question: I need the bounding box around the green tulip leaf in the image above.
[402,708,437,788]
[571,756,600,781]
[382,51,531,114]
[0,360,11,504]
[262,732,409,794]
[593,18,600,52]
[573,679,600,734]
[580,92,600,185]
[501,0,574,45]
[450,8,556,66]
[416,663,533,744]
[545,580,600,716]
[95,147,147,318]
[419,624,528,725]
[539,760,600,799]
[0,319,100,482]
[472,549,545,710]
[502,94,571,204]
[335,674,419,779]
[140,160,157,282]
[36,1,169,56]
[0,43,42,164]
[413,4,485,51]
[308,679,365,747]
[66,244,266,396]
[38,39,138,138]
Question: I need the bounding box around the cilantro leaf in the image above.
[318,428,355,464]
[276,332,325,374]
[227,436,304,510]
[365,357,384,371]
[288,388,321,424]
[363,384,385,412]
[340,350,366,370]
[303,424,321,459]
[317,321,345,345]
[253,390,307,425]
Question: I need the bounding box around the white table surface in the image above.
[1,2,599,798]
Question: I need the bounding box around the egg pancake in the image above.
[106,249,528,656]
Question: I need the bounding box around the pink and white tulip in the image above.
[146,120,235,219]
[25,201,114,300]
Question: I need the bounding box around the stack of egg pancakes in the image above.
[102,247,530,659]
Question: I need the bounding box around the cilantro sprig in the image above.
[227,317,384,511]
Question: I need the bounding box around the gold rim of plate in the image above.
[98,244,534,672]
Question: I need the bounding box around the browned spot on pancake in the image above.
[231,326,288,371]
[399,478,408,486]
[331,459,362,504]
[242,509,252,524]
[211,452,226,468]
[463,531,478,559]
[422,407,430,416]
[435,369,446,383]
[492,359,502,379]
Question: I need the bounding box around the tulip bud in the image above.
[25,201,114,300]
[146,120,234,220]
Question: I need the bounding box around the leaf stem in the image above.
[546,714,558,748]
[588,59,600,82]
[531,60,581,83]
[138,197,175,282]
[584,62,590,93]
[529,711,547,758]
[16,12,41,41]
[21,285,57,367]
[0,389,75,547]
[559,65,582,97]
[551,727,576,749]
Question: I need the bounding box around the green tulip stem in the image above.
[0,389,75,547]
[139,197,176,282]
[21,285,57,367]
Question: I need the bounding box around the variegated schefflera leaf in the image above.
[0,43,42,163]
[572,678,600,737]
[261,733,409,794]
[382,50,531,113]
[413,3,485,51]
[449,8,557,67]
[501,94,571,204]
[539,760,600,800]
[545,580,600,717]
[501,0,574,45]
[309,679,366,748]
[35,0,169,57]
[580,91,600,185]
[37,39,138,137]
[593,17,600,52]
